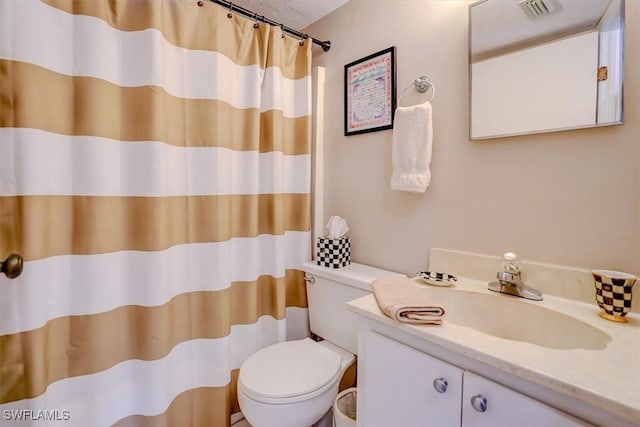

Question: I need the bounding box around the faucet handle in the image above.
[502,252,521,274]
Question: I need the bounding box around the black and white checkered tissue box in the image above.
[316,237,351,268]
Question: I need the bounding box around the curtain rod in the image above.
[204,0,332,52]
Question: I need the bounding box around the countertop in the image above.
[346,276,640,425]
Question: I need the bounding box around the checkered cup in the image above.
[592,270,636,323]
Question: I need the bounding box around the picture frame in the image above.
[344,46,397,136]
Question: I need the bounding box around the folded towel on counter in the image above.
[391,101,433,193]
[371,276,445,325]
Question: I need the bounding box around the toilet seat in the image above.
[238,338,342,405]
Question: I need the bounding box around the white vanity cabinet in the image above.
[358,331,590,427]
[461,370,589,427]
[358,331,463,426]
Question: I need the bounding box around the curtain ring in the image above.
[253,13,259,28]
[227,2,233,18]
[280,24,285,38]
[299,34,307,46]
[197,0,203,6]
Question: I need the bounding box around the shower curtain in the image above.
[0,1,311,426]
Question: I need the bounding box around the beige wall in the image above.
[306,0,640,277]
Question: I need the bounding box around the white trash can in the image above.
[333,387,357,427]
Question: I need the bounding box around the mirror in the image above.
[469,0,624,140]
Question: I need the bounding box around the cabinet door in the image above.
[359,331,463,427]
[462,371,591,427]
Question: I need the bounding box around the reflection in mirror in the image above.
[469,0,624,140]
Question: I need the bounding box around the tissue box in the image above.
[316,237,351,268]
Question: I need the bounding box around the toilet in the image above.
[237,261,402,427]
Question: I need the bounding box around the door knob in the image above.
[432,377,448,393]
[1,253,23,279]
[470,394,488,413]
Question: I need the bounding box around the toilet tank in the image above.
[302,261,404,354]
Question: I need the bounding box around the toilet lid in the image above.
[239,338,341,402]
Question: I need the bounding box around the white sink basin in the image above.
[422,286,611,350]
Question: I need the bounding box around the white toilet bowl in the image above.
[238,262,401,427]
[237,338,354,427]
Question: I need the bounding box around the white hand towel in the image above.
[371,276,445,325]
[391,101,433,193]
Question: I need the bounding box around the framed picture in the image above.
[344,46,396,136]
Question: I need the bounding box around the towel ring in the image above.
[397,76,435,106]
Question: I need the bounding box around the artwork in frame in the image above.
[344,46,397,136]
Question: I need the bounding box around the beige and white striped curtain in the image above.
[0,1,311,425]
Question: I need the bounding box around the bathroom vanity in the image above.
[358,329,586,426]
[347,251,640,427]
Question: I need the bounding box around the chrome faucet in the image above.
[488,252,542,301]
